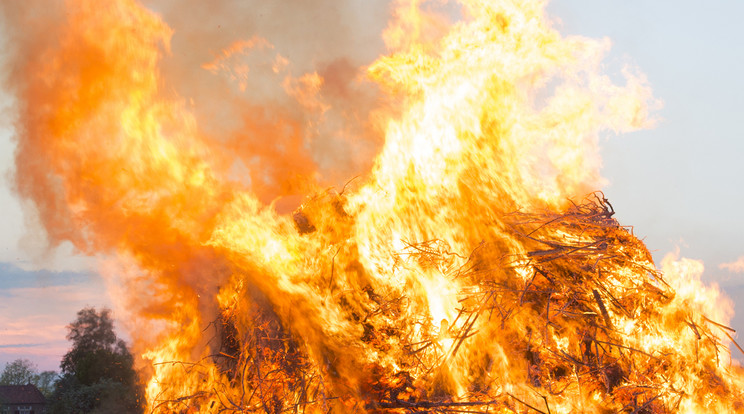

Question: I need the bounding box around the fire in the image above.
[2,0,743,413]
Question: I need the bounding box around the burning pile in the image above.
[2,0,744,413]
[151,191,744,413]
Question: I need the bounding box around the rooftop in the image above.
[0,385,46,405]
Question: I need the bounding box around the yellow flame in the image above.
[4,0,743,413]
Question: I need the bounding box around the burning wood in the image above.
[2,0,742,413]
[147,193,744,413]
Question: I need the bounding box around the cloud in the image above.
[0,343,47,349]
[0,263,111,371]
[0,262,97,289]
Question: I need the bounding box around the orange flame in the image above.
[2,0,742,413]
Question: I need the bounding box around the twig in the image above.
[507,393,547,414]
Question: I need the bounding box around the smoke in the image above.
[720,256,744,274]
[140,0,395,202]
[2,0,398,210]
[0,1,667,409]
[0,0,403,378]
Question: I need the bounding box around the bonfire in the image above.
[3,0,743,413]
[149,191,744,413]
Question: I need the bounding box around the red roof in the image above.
[0,385,46,405]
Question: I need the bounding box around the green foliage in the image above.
[0,358,36,385]
[49,307,144,414]
[0,358,57,397]
[61,307,136,387]
[49,375,141,414]
[36,370,58,398]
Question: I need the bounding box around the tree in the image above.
[0,358,36,385]
[0,359,57,397]
[49,307,143,413]
[61,307,136,387]
[35,370,58,397]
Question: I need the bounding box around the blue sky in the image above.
[1,0,743,371]
[548,0,744,358]
[548,1,744,269]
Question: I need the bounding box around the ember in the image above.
[2,0,743,413]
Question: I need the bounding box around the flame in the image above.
[2,0,743,413]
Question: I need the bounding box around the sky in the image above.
[546,0,744,346]
[1,0,743,372]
